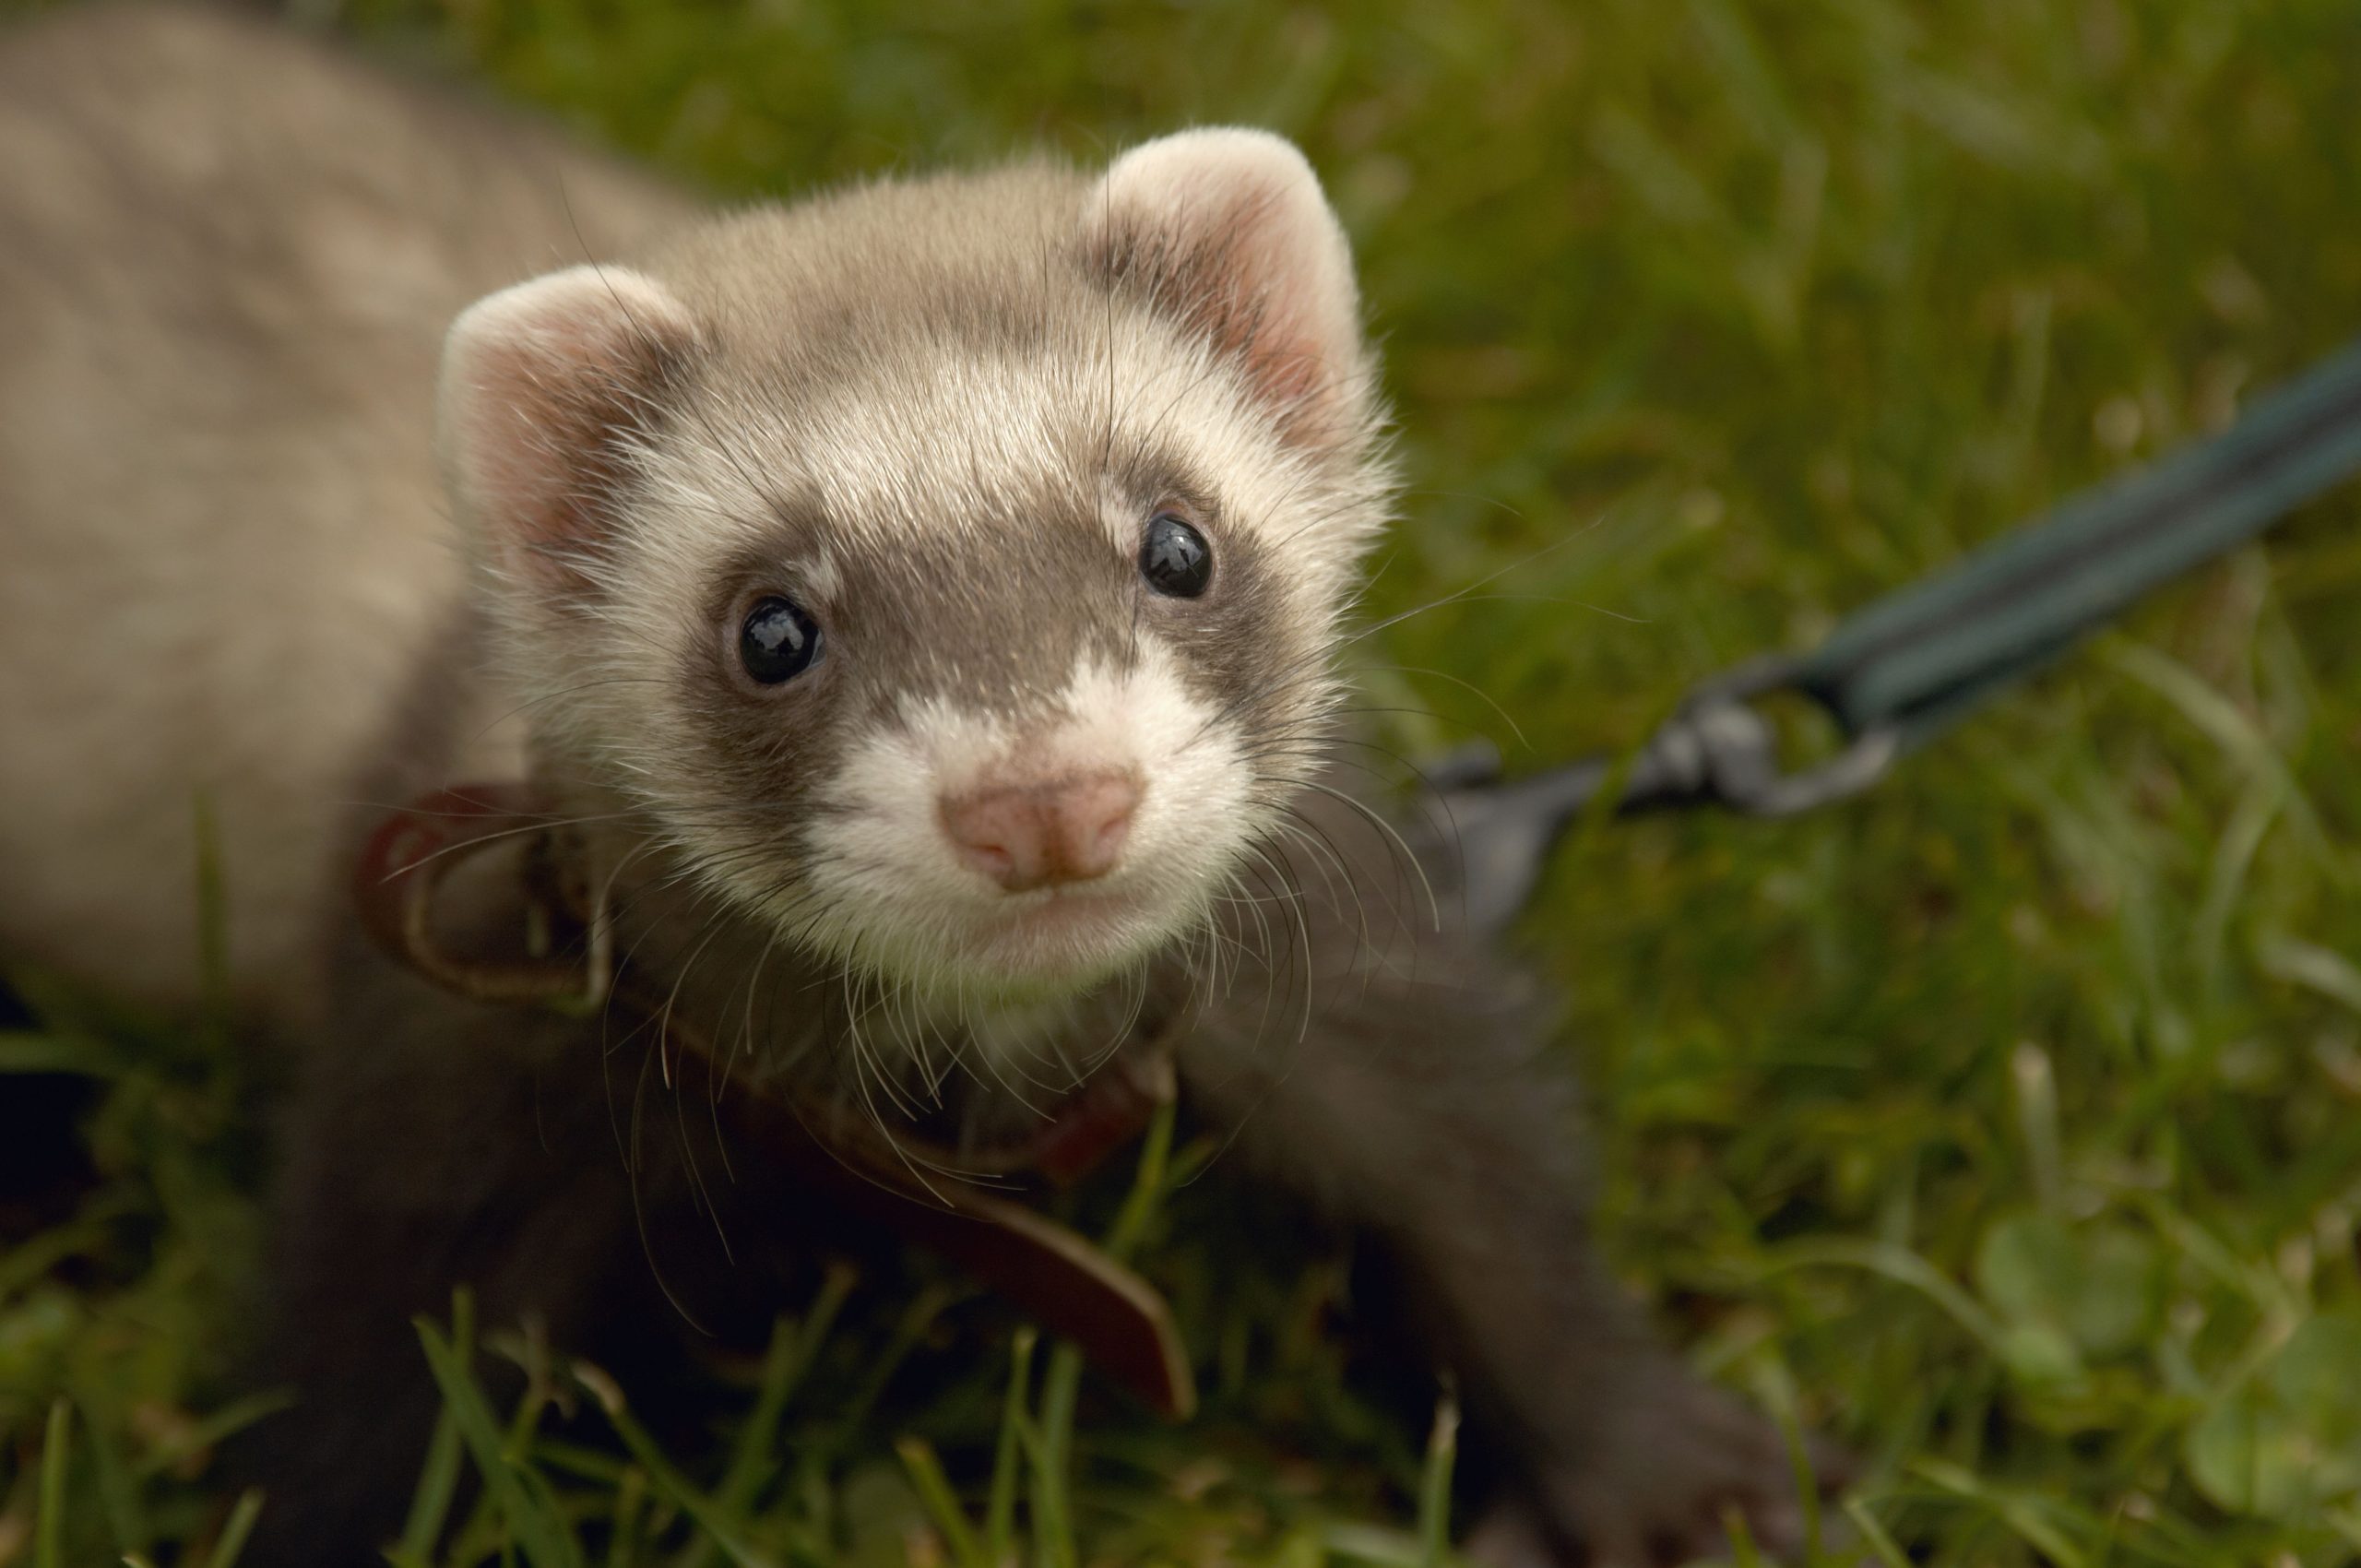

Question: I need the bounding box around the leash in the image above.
[1442,336,2361,934]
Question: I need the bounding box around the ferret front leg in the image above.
[1177,945,1841,1565]
[231,963,680,1566]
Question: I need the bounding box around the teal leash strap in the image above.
[1793,338,2361,748]
[1438,335,2361,934]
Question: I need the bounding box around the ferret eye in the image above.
[739,597,821,684]
[1139,511,1212,598]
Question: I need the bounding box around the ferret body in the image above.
[0,7,1828,1563]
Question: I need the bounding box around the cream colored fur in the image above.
[0,5,692,1026]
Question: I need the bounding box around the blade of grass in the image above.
[1416,1391,1458,1568]
[565,1360,774,1568]
[687,1262,856,1568]
[1758,1237,2006,1348]
[1102,1095,1176,1266]
[532,1440,635,1487]
[2010,1041,2063,1216]
[607,1466,647,1568]
[985,1327,1037,1567]
[1018,1101,1180,1568]
[896,1435,987,1568]
[1843,1497,1914,1568]
[1719,1503,1764,1568]
[400,1417,469,1560]
[77,1395,148,1553]
[204,1490,265,1568]
[1026,1350,1080,1568]
[1748,1354,1822,1561]
[414,1316,583,1568]
[400,1289,477,1560]
[0,1032,125,1076]
[37,1398,69,1568]
[1909,1457,2091,1568]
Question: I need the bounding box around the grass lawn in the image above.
[6,0,2361,1562]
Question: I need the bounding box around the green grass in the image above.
[8,0,2361,1562]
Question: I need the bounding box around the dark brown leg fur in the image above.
[1175,792,1845,1565]
[231,941,831,1566]
[234,955,633,1563]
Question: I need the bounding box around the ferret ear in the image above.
[1083,128,1370,451]
[438,265,703,592]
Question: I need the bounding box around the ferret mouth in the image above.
[789,869,1202,1004]
[954,884,1170,989]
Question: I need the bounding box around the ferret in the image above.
[0,6,1835,1564]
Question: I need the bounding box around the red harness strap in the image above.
[352,784,1193,1418]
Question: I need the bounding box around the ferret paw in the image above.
[1494,1369,1853,1566]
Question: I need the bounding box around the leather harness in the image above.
[352,784,1193,1418]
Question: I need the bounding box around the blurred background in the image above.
[7,1,2361,1562]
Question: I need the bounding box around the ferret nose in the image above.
[940,770,1143,892]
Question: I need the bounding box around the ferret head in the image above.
[438,130,1389,1007]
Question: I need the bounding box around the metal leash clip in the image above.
[1664,657,1900,819]
[1430,658,1899,936]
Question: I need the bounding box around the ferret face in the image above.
[439,130,1388,1005]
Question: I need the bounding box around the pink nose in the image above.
[940,770,1144,892]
